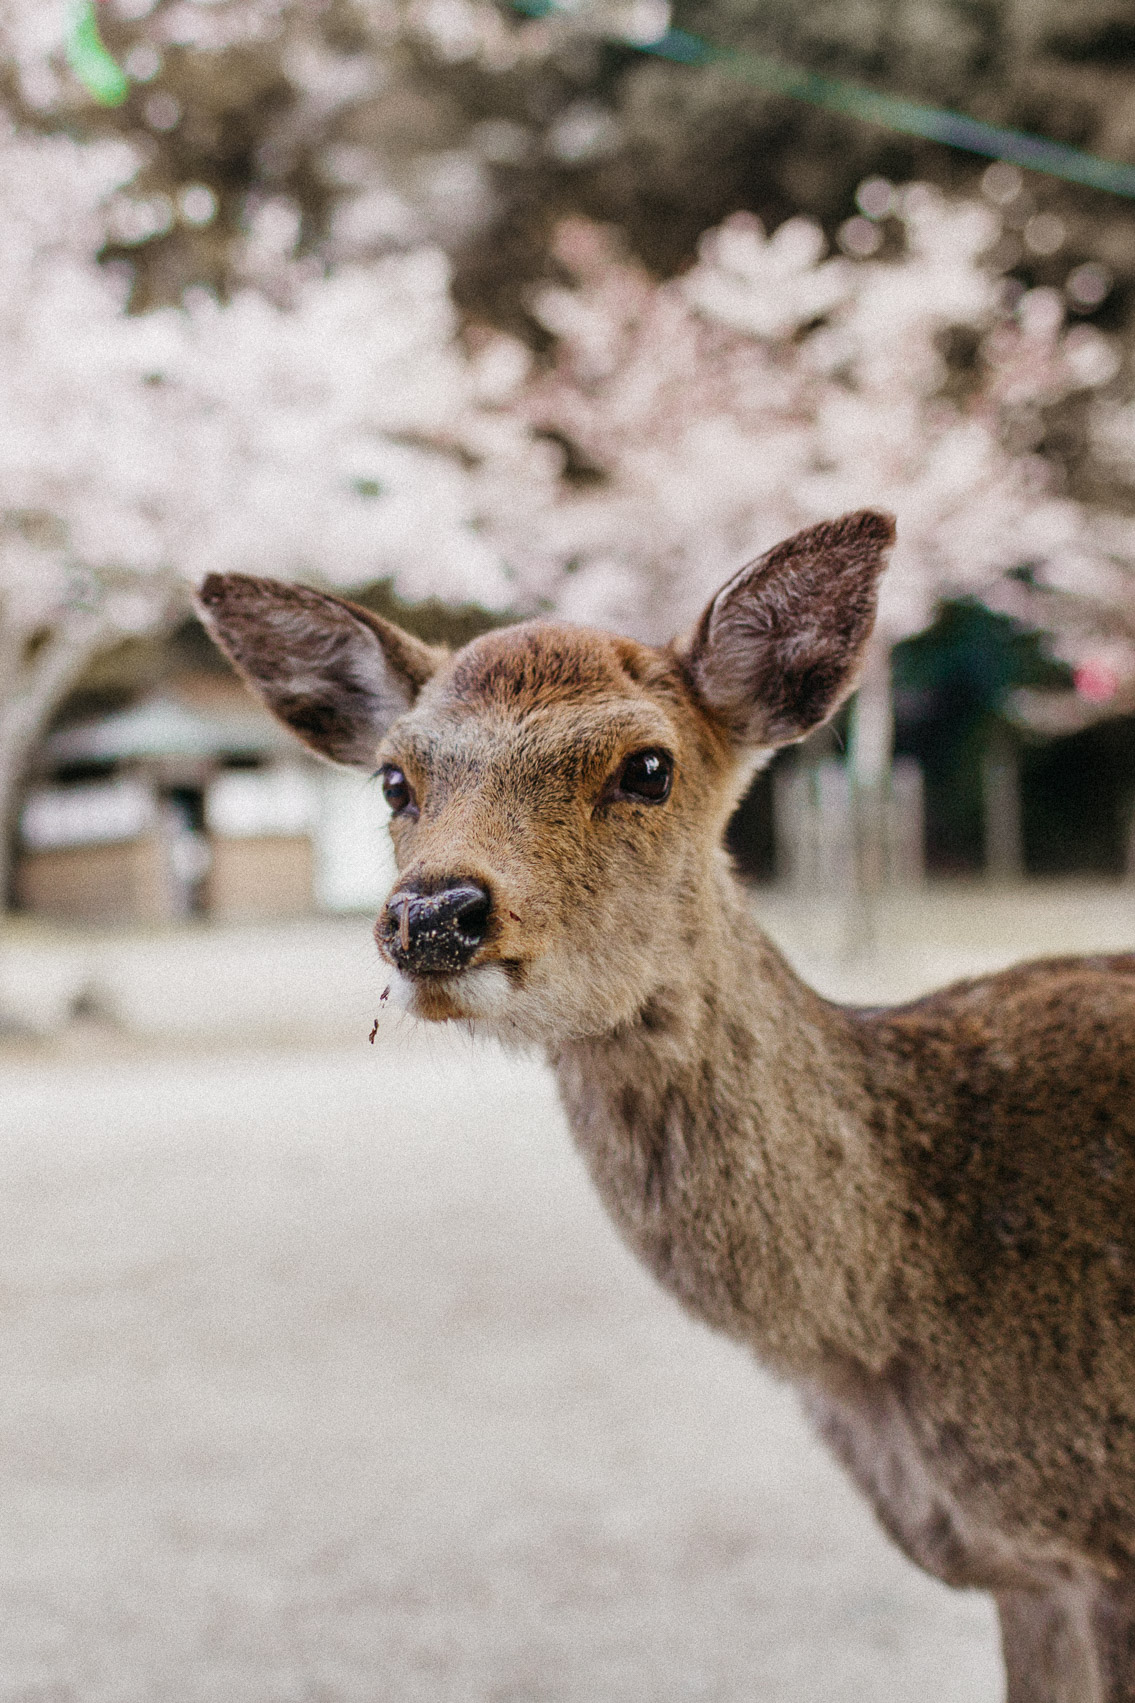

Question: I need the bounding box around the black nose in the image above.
[379,881,492,974]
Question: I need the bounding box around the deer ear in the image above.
[195,574,445,767]
[678,510,895,747]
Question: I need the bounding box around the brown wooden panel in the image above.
[204,836,314,921]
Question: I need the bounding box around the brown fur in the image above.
[196,573,444,767]
[196,512,1135,1699]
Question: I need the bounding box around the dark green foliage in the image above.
[1022,714,1135,876]
[893,599,1070,872]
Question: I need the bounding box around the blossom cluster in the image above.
[1,113,1132,726]
[504,195,1121,652]
[0,121,534,649]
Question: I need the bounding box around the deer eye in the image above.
[616,748,672,804]
[380,765,416,817]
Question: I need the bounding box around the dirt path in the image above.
[0,1026,1000,1701]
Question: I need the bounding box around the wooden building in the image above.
[13,687,384,926]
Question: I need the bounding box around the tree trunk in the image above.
[845,638,893,956]
[0,609,110,910]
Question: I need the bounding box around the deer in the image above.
[196,509,1135,1701]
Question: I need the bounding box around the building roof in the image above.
[43,694,295,767]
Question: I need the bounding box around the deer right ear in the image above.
[195,574,445,768]
[677,510,895,748]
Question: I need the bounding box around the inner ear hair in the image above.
[678,509,896,748]
[195,573,446,768]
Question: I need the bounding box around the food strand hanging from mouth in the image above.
[368,985,392,1043]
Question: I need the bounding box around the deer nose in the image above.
[379,881,492,975]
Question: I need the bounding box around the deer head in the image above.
[196,510,894,1044]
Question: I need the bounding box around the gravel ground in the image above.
[0,1018,1003,1702]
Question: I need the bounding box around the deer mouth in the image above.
[385,961,517,1024]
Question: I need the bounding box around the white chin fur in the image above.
[438,964,514,1019]
[384,963,514,1022]
[380,967,419,1013]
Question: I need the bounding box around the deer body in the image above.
[569,925,1135,1692]
[562,917,1135,1554]
[197,512,1135,1699]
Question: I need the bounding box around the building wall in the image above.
[204,836,315,922]
[15,837,179,926]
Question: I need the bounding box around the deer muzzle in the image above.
[377,880,492,976]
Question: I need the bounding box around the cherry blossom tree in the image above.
[0,119,544,901]
[479,189,1122,910]
[502,192,1119,644]
[2,85,1132,913]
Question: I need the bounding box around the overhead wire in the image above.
[512,0,1135,200]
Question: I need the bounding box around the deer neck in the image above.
[550,869,904,1379]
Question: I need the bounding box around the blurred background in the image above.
[3,0,1135,1696]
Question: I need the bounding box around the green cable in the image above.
[61,0,1135,197]
[513,0,1135,200]
[66,0,130,108]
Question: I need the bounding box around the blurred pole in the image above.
[845,639,892,956]
[889,756,926,888]
[0,606,110,914]
[1124,799,1135,882]
[982,723,1024,883]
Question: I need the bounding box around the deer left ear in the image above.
[677,510,895,748]
[195,574,446,767]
